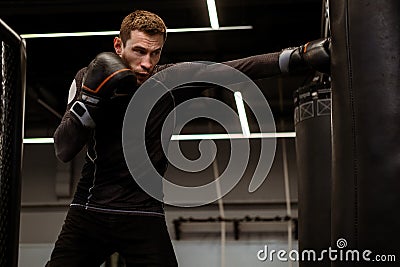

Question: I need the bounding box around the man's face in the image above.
[114,30,164,85]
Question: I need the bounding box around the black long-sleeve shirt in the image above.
[54,52,281,215]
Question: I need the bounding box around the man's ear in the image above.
[114,37,122,55]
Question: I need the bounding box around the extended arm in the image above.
[223,37,331,79]
[156,37,330,102]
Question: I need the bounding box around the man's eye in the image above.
[133,49,146,55]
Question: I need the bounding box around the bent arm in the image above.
[54,112,91,162]
[54,68,92,162]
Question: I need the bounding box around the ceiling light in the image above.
[23,138,55,144]
[23,132,295,144]
[20,26,252,39]
[206,0,220,29]
[234,92,250,137]
[171,132,296,141]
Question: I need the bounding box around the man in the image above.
[47,9,330,267]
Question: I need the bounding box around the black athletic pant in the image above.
[46,206,178,267]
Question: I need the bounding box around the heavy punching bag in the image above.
[330,1,400,266]
[294,77,332,267]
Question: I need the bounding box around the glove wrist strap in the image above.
[70,101,96,128]
[279,49,295,73]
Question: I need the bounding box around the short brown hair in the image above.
[119,10,167,46]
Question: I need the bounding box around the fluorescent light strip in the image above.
[207,0,220,29]
[167,26,253,32]
[23,138,55,144]
[21,30,119,39]
[23,132,295,144]
[20,26,252,39]
[171,132,296,141]
[234,92,250,137]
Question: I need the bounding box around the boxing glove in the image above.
[71,52,137,128]
[279,37,331,74]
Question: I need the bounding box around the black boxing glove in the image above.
[70,52,137,128]
[279,37,331,74]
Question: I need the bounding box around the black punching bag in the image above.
[294,78,332,267]
[330,1,400,266]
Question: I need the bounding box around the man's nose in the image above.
[141,54,152,71]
